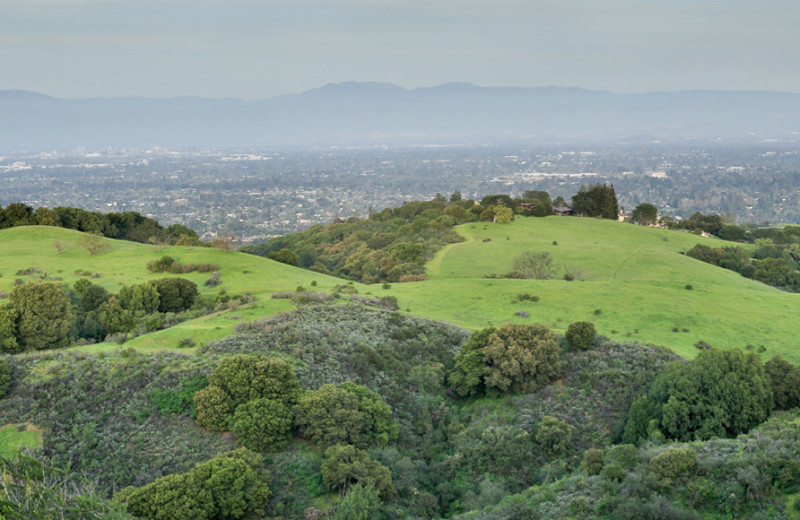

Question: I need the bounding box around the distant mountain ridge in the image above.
[1,82,799,151]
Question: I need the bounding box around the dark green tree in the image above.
[482,323,562,395]
[571,184,619,219]
[448,327,496,397]
[0,356,11,398]
[151,278,198,313]
[764,355,800,410]
[631,203,658,225]
[267,248,299,266]
[321,444,395,499]
[565,321,596,351]
[294,382,398,449]
[231,398,293,452]
[118,282,160,315]
[10,283,73,351]
[649,348,772,441]
[0,306,20,354]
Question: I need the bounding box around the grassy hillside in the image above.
[389,217,800,361]
[0,226,357,352]
[2,219,799,362]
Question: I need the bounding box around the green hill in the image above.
[389,217,800,361]
[0,226,354,352]
[2,218,799,361]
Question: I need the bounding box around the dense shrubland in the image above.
[455,409,800,520]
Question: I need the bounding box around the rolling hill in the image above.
[1,217,798,361]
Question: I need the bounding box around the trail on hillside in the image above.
[612,246,643,280]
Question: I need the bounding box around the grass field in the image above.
[0,226,359,352]
[390,217,800,361]
[0,423,43,457]
[2,220,799,362]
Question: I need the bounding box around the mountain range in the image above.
[1,82,800,151]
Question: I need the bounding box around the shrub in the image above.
[208,355,302,408]
[147,255,175,273]
[333,482,382,520]
[581,448,604,476]
[535,416,573,457]
[114,448,271,520]
[232,398,293,452]
[321,444,394,499]
[483,323,562,395]
[649,447,696,483]
[293,382,398,450]
[601,464,626,483]
[194,385,234,431]
[565,321,596,351]
[0,357,11,398]
[606,444,638,469]
[449,327,496,397]
[178,337,196,348]
[650,348,772,441]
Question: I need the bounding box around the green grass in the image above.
[3,220,800,362]
[390,217,800,361]
[0,423,43,457]
[0,226,362,352]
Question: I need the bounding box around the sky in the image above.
[1,0,799,99]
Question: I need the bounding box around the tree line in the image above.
[0,202,199,245]
[0,277,202,352]
[243,184,620,284]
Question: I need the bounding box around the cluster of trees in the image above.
[686,238,800,292]
[0,203,198,245]
[570,183,619,219]
[622,348,779,443]
[0,277,200,352]
[192,354,398,502]
[114,448,272,520]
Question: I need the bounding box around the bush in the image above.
[649,447,696,483]
[231,398,293,452]
[606,444,638,469]
[114,448,271,520]
[649,348,772,441]
[208,355,302,408]
[0,357,11,398]
[333,482,383,520]
[581,448,604,476]
[566,321,596,351]
[321,444,395,499]
[535,416,573,457]
[483,323,562,395]
[147,255,175,273]
[293,382,398,449]
[194,385,234,431]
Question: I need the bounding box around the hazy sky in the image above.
[1,0,798,99]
